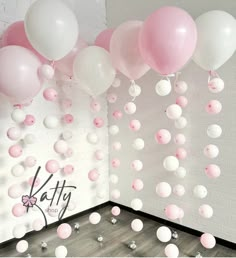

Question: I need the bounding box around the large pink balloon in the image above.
[110,21,150,80]
[95,28,114,52]
[1,21,46,63]
[139,7,197,75]
[55,38,88,77]
[0,46,42,104]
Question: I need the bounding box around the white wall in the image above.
[107,0,236,243]
[0,0,109,243]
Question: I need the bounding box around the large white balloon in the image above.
[25,0,79,60]
[131,198,143,211]
[156,226,172,243]
[55,245,68,258]
[73,46,116,96]
[192,11,236,71]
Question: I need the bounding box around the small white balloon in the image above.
[87,133,99,144]
[199,204,214,218]
[174,81,188,94]
[24,133,36,144]
[132,138,145,150]
[156,182,172,198]
[11,109,26,123]
[163,156,179,171]
[13,224,27,239]
[203,144,219,159]
[7,127,22,141]
[156,226,172,243]
[131,160,143,171]
[155,79,172,96]
[55,245,68,258]
[112,78,121,88]
[173,184,185,197]
[111,189,120,199]
[207,124,222,138]
[62,130,73,140]
[166,104,182,120]
[174,134,186,145]
[112,141,122,151]
[32,218,44,231]
[193,185,208,199]
[40,64,55,80]
[131,219,143,232]
[89,212,101,224]
[96,187,107,199]
[174,116,187,129]
[129,84,141,97]
[124,102,136,114]
[110,174,119,184]
[54,140,68,154]
[16,240,28,253]
[43,115,59,129]
[165,243,179,258]
[109,125,119,135]
[11,164,25,177]
[131,198,143,211]
[175,167,187,178]
[208,78,224,93]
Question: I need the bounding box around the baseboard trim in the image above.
[109,201,236,250]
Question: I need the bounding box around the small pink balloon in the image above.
[8,144,23,158]
[178,208,185,219]
[156,182,172,198]
[111,158,120,168]
[95,28,114,52]
[63,165,74,175]
[111,206,121,216]
[107,93,117,103]
[28,176,40,187]
[93,117,104,128]
[205,164,221,179]
[39,64,54,80]
[7,127,21,141]
[132,179,144,191]
[88,169,99,181]
[200,233,216,249]
[12,203,26,217]
[24,114,35,126]
[165,204,180,220]
[63,114,74,124]
[61,98,72,109]
[64,148,74,158]
[176,96,188,108]
[155,129,171,144]
[165,244,179,258]
[205,100,222,114]
[43,88,58,101]
[90,99,101,112]
[175,81,188,94]
[57,223,72,240]
[112,142,122,151]
[45,160,60,173]
[129,119,141,131]
[113,110,123,119]
[131,160,143,171]
[94,150,104,160]
[176,148,187,160]
[174,134,186,145]
[24,156,37,167]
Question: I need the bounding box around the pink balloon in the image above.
[1,21,46,63]
[110,21,150,80]
[64,148,74,158]
[155,129,171,144]
[132,179,144,191]
[55,38,88,77]
[111,206,121,216]
[107,93,117,103]
[176,96,188,108]
[90,99,101,112]
[45,160,60,173]
[0,46,42,104]
[7,127,21,141]
[200,233,216,249]
[174,134,186,145]
[205,164,221,179]
[57,223,72,240]
[139,6,197,75]
[94,150,104,160]
[111,158,121,168]
[12,203,26,217]
[8,144,23,158]
[93,117,104,128]
[24,114,35,126]
[63,165,74,175]
[24,156,37,167]
[88,169,99,181]
[165,244,179,258]
[129,119,141,131]
[112,110,123,119]
[28,176,40,187]
[43,88,58,101]
[39,64,54,80]
[63,114,74,124]
[205,100,222,114]
[176,148,187,160]
[165,204,180,220]
[95,28,114,52]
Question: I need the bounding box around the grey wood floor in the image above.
[0,204,235,257]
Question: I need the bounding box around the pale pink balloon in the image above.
[129,119,141,131]
[175,81,188,94]
[24,114,35,126]
[45,160,60,173]
[165,204,180,220]
[111,158,120,168]
[107,93,117,103]
[63,114,74,124]
[176,96,188,108]
[200,233,216,249]
[28,176,40,187]
[132,179,144,191]
[24,156,37,167]
[90,99,101,112]
[164,244,179,258]
[112,110,123,119]
[12,203,26,217]
[111,206,121,216]
[205,164,221,178]
[54,140,68,154]
[62,98,72,109]
[139,6,197,75]
[88,169,99,181]
[156,182,172,198]
[93,117,104,128]
[64,148,74,158]
[57,223,72,240]
[94,150,105,160]
[43,88,58,101]
[110,21,150,80]
[155,129,171,144]
[124,102,136,114]
[63,165,74,175]
[131,160,143,171]
[112,142,122,151]
[176,148,187,160]
[95,28,114,52]
[199,204,213,219]
[178,208,185,219]
[8,144,23,158]
[205,100,222,114]
[7,127,21,141]
[8,184,23,198]
[39,64,54,80]
[174,134,186,145]
[32,218,44,231]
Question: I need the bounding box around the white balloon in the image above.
[155,79,171,96]
[192,10,236,71]
[208,78,224,93]
[124,102,136,114]
[207,124,222,138]
[112,141,122,151]
[11,164,25,177]
[87,133,99,144]
[165,243,179,258]
[174,116,187,129]
[199,204,214,218]
[129,84,141,97]
[16,240,28,253]
[24,133,36,144]
[132,138,145,150]
[55,245,68,258]
[193,185,208,199]
[13,224,27,239]
[110,174,119,184]
[62,130,73,140]
[25,0,79,60]
[156,226,172,243]
[131,219,143,232]
[109,125,119,135]
[11,109,26,123]
[43,115,59,129]
[203,144,219,158]
[175,167,187,178]
[54,140,68,154]
[173,184,185,197]
[174,81,188,94]
[166,104,182,120]
[156,182,172,198]
[131,160,143,171]
[73,46,116,96]
[7,127,22,141]
[111,189,120,199]
[89,212,101,225]
[112,78,121,88]
[8,184,24,198]
[96,187,107,199]
[32,218,44,231]
[163,156,179,171]
[131,198,143,211]
[39,64,55,80]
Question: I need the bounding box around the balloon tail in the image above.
[208,70,220,82]
[174,72,181,85]
[130,80,137,102]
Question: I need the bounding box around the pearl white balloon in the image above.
[155,79,172,96]
[174,134,186,145]
[54,140,68,154]
[110,174,119,184]
[16,240,28,253]
[163,156,179,171]
[203,144,219,158]
[193,185,208,199]
[174,116,187,129]
[166,104,182,120]
[11,109,26,123]
[132,138,145,150]
[13,224,27,238]
[165,243,179,258]
[174,81,188,94]
[131,219,143,232]
[24,133,36,144]
[112,78,121,88]
[173,184,185,197]
[207,124,222,138]
[55,245,68,258]
[62,130,73,140]
[87,132,99,144]
[11,164,25,177]
[156,182,172,198]
[124,102,136,114]
[156,226,172,242]
[7,127,22,141]
[109,125,119,135]
[174,167,187,178]
[131,198,143,211]
[131,160,143,171]
[43,115,59,129]
[199,204,214,218]
[112,141,121,151]
[89,212,101,225]
[111,189,120,199]
[129,84,141,97]
[208,78,224,93]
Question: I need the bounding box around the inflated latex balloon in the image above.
[110,174,119,184]
[39,64,54,80]
[155,79,171,96]
[155,129,171,144]
[95,28,114,52]
[174,81,188,94]
[109,125,119,135]
[89,212,101,224]
[45,160,60,173]
[208,78,224,93]
[7,127,22,141]
[13,224,26,238]
[24,156,37,167]
[111,158,120,168]
[129,119,141,131]
[43,115,59,129]
[203,144,219,159]
[200,233,216,249]
[175,167,187,178]
[111,189,121,199]
[43,88,58,101]
[63,165,74,175]
[57,223,72,239]
[174,134,186,145]
[16,240,28,253]
[112,141,122,151]
[131,160,143,171]
[8,144,23,158]
[131,219,143,232]
[62,130,73,141]
[176,148,187,160]
[11,109,26,123]
[156,182,172,198]
[32,218,44,231]
[165,204,180,220]
[131,198,143,211]
[28,176,40,187]
[207,124,222,138]
[12,203,26,217]
[124,102,136,114]
[205,164,221,178]
[199,204,213,218]
[24,134,36,144]
[93,117,104,128]
[166,104,182,120]
[156,226,172,243]
[88,169,99,181]
[112,78,121,88]
[54,140,68,154]
[178,208,185,219]
[55,245,68,258]
[176,96,188,108]
[174,116,187,129]
[111,206,121,216]
[205,100,222,114]
[87,133,99,144]
[90,99,101,112]
[193,185,208,199]
[11,164,25,177]
[24,114,35,126]
[132,138,145,150]
[163,156,179,171]
[107,93,117,103]
[64,148,74,158]
[164,243,179,258]
[112,110,123,120]
[173,184,185,197]
[129,83,141,97]
[132,179,144,191]
[94,150,105,161]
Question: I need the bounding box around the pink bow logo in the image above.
[22,195,37,207]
